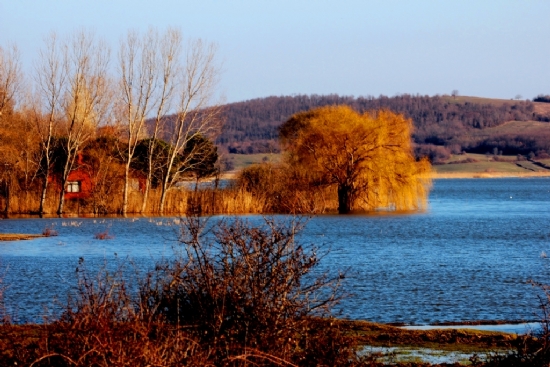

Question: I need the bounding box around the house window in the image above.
[66,181,81,193]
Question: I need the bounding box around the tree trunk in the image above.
[122,163,130,215]
[57,156,72,215]
[159,184,167,214]
[56,177,66,215]
[140,140,155,214]
[140,177,150,214]
[3,179,10,215]
[38,168,49,215]
[337,184,354,214]
[159,151,178,214]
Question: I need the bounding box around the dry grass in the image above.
[534,101,550,115]
[467,120,550,139]
[227,153,282,171]
[441,95,523,107]
[0,234,45,241]
[0,217,364,367]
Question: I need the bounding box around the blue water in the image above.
[1,178,550,324]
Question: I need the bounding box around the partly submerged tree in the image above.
[117,27,181,214]
[131,138,172,188]
[157,38,222,213]
[35,30,111,215]
[132,135,217,191]
[181,134,218,181]
[280,105,431,214]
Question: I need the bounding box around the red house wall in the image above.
[64,168,93,200]
[47,153,94,201]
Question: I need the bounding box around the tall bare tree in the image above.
[117,28,181,214]
[158,39,222,213]
[0,44,22,117]
[0,44,24,213]
[140,28,180,213]
[34,32,68,214]
[118,28,158,215]
[55,31,111,214]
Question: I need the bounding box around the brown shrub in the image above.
[1,217,362,367]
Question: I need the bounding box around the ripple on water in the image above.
[1,178,550,323]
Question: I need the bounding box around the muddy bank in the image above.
[0,233,44,241]
[340,320,518,350]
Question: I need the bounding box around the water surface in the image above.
[1,178,550,324]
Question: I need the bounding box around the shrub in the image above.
[93,229,113,240]
[482,281,550,367]
[42,225,58,237]
[4,217,357,367]
[236,163,338,213]
[414,143,451,163]
[146,216,351,365]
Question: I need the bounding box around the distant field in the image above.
[441,95,550,116]
[434,153,550,176]
[441,95,519,107]
[435,161,530,174]
[225,153,281,171]
[225,152,550,177]
[444,153,507,163]
[534,101,550,115]
[467,120,550,138]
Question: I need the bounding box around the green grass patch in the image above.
[435,153,550,174]
[435,160,529,174]
[516,161,548,171]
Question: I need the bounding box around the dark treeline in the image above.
[534,94,550,103]
[211,94,550,160]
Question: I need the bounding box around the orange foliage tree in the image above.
[280,106,431,214]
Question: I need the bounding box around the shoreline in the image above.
[221,171,550,180]
[431,171,550,179]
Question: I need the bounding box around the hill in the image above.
[213,94,550,160]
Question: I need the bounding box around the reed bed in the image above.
[0,185,341,216]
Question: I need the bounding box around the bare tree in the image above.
[0,103,42,214]
[18,105,42,205]
[55,31,111,214]
[117,28,181,214]
[34,32,68,214]
[158,39,222,213]
[118,28,158,215]
[0,44,23,117]
[140,28,180,213]
[0,44,24,213]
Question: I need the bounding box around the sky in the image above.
[1,0,549,103]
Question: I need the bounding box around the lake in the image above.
[1,178,550,325]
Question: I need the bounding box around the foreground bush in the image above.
[0,217,364,366]
[480,280,550,367]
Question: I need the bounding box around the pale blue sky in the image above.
[1,0,549,103]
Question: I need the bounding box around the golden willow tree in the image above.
[279,105,431,214]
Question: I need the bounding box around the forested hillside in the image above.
[212,94,550,161]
